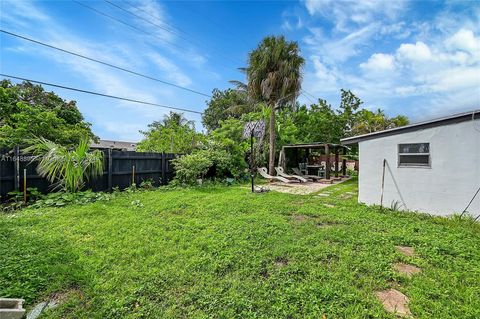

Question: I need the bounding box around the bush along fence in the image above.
[0,147,177,201]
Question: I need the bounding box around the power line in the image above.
[72,0,186,53]
[301,91,315,104]
[0,29,212,98]
[301,89,318,101]
[123,0,185,35]
[105,0,183,39]
[104,0,244,67]
[1,74,203,115]
[73,0,240,72]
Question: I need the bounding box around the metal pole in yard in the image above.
[251,130,254,193]
[380,159,386,208]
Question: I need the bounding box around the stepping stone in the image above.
[395,246,415,257]
[324,204,335,208]
[376,289,412,317]
[394,263,421,278]
[316,193,330,197]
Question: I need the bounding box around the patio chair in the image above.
[299,162,308,175]
[257,167,291,183]
[292,168,323,182]
[275,167,308,183]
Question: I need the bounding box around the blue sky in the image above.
[1,0,479,142]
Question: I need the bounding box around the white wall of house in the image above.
[358,119,480,217]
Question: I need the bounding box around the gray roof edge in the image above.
[341,109,480,145]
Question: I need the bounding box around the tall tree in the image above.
[202,88,252,132]
[137,111,204,154]
[246,36,304,174]
[0,80,96,148]
[351,109,409,136]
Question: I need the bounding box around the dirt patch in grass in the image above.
[375,288,412,317]
[395,246,416,257]
[316,222,339,229]
[274,257,289,268]
[292,214,309,222]
[323,204,335,208]
[394,263,421,278]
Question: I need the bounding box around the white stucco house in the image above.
[341,110,480,217]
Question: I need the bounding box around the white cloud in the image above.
[445,29,478,52]
[304,23,380,64]
[147,53,192,87]
[281,9,304,31]
[303,0,406,32]
[360,53,395,72]
[396,41,432,62]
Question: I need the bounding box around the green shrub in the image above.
[171,147,244,185]
[29,190,113,209]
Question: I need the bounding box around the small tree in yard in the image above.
[26,138,104,193]
[246,36,304,174]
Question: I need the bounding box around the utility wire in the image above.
[1,74,203,115]
[104,0,244,67]
[73,0,239,72]
[105,0,184,40]
[0,29,211,98]
[72,0,185,52]
[123,0,185,35]
[301,89,318,101]
[301,92,315,104]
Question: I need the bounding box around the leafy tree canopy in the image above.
[137,111,205,154]
[0,80,96,148]
[202,88,254,132]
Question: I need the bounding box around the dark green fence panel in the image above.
[0,147,177,201]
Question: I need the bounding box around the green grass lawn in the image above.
[1,178,479,318]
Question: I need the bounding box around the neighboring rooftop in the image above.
[341,110,480,145]
[90,139,137,151]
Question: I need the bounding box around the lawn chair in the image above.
[257,167,291,183]
[292,168,323,182]
[275,167,308,183]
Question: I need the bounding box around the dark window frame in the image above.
[398,143,431,168]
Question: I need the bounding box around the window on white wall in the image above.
[398,143,430,167]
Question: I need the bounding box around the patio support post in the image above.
[342,158,347,176]
[325,144,331,180]
[334,148,339,178]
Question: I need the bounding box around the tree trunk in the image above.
[268,103,276,175]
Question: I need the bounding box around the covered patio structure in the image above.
[278,142,349,180]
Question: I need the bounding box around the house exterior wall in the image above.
[358,119,480,217]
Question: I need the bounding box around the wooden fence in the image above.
[0,147,177,201]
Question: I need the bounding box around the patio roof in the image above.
[281,142,347,149]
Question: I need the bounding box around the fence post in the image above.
[161,152,166,185]
[13,146,20,191]
[108,149,113,192]
[132,165,136,186]
[23,169,27,203]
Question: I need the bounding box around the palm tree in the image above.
[25,138,104,193]
[246,36,304,174]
